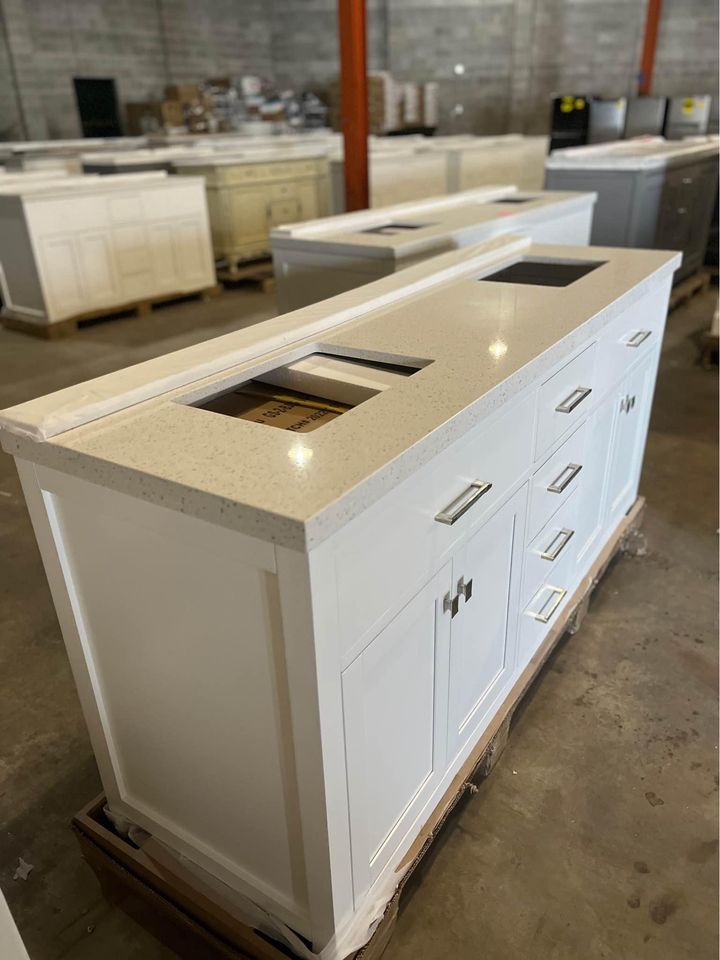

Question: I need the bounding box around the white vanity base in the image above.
[1,236,678,958]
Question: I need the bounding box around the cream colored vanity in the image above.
[329,145,448,213]
[172,150,332,270]
[272,186,596,310]
[0,172,215,328]
[422,134,550,193]
[0,235,679,958]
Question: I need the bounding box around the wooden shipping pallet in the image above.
[216,257,275,294]
[73,497,646,960]
[1,285,222,340]
[669,269,711,311]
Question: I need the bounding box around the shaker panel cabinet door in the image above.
[342,565,452,898]
[172,219,210,286]
[148,223,177,289]
[39,236,85,317]
[78,232,119,306]
[231,189,268,242]
[605,355,655,527]
[446,484,527,761]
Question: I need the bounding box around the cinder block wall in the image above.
[271,0,719,135]
[0,0,274,139]
[0,0,717,140]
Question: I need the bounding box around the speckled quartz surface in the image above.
[0,237,680,550]
[546,137,719,170]
[271,189,596,261]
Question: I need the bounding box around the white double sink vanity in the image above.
[0,234,679,957]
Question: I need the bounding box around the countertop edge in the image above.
[0,256,678,554]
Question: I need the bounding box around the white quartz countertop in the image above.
[547,136,719,169]
[0,171,208,199]
[0,235,680,550]
[271,189,596,259]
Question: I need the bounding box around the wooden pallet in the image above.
[216,257,275,294]
[73,497,646,960]
[1,284,222,340]
[669,269,711,311]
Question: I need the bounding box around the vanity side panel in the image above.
[14,461,309,933]
[0,198,47,318]
[272,247,390,313]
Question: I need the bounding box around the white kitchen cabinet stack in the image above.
[272,186,596,311]
[0,172,215,329]
[0,234,679,958]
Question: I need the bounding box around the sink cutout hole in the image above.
[480,256,606,287]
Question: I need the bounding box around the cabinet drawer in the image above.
[596,285,667,392]
[528,420,586,541]
[518,560,576,672]
[535,343,596,461]
[334,392,535,664]
[522,487,579,610]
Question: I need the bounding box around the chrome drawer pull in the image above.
[547,462,582,494]
[435,480,492,525]
[541,527,575,561]
[457,576,473,603]
[626,329,651,348]
[555,386,592,414]
[532,585,567,623]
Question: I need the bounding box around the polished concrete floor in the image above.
[0,286,717,960]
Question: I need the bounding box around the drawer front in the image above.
[596,285,668,393]
[31,196,107,233]
[528,420,587,541]
[108,194,143,223]
[518,557,577,672]
[334,392,535,665]
[141,183,204,221]
[535,343,596,461]
[522,487,580,610]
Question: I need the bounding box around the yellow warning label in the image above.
[682,97,695,114]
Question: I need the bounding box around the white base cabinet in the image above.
[272,189,596,312]
[0,174,215,326]
[0,239,677,957]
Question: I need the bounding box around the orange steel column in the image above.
[638,0,663,95]
[338,0,369,210]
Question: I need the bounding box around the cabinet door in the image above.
[446,484,527,761]
[575,397,615,570]
[605,355,656,527]
[172,219,210,286]
[230,188,268,245]
[148,223,177,291]
[342,565,451,898]
[77,232,119,306]
[39,236,85,318]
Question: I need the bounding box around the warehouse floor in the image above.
[0,285,717,960]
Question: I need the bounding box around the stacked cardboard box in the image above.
[125,100,185,135]
[329,73,438,134]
